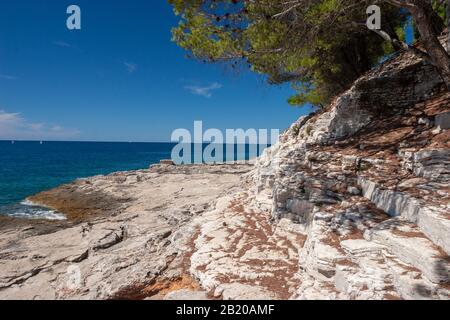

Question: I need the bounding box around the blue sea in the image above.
[0,141,262,220]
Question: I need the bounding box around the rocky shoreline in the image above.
[0,163,258,299]
[0,43,449,300]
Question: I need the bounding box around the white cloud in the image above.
[53,41,73,48]
[184,82,223,98]
[0,111,20,122]
[124,62,137,73]
[0,110,80,140]
[0,74,19,80]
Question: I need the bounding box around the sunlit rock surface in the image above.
[0,45,449,300]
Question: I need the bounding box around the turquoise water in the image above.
[0,141,174,219]
[0,141,263,219]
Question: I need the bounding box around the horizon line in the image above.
[0,139,173,144]
[0,140,273,145]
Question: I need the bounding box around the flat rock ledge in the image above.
[0,164,255,300]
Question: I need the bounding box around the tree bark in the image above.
[410,1,450,89]
[386,0,450,89]
[447,0,450,50]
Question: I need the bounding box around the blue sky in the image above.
[0,0,308,142]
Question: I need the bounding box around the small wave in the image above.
[7,200,67,221]
[20,199,39,207]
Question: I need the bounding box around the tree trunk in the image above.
[447,0,450,50]
[410,1,450,89]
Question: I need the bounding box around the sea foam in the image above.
[11,200,67,221]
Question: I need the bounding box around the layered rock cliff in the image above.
[244,49,450,299]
